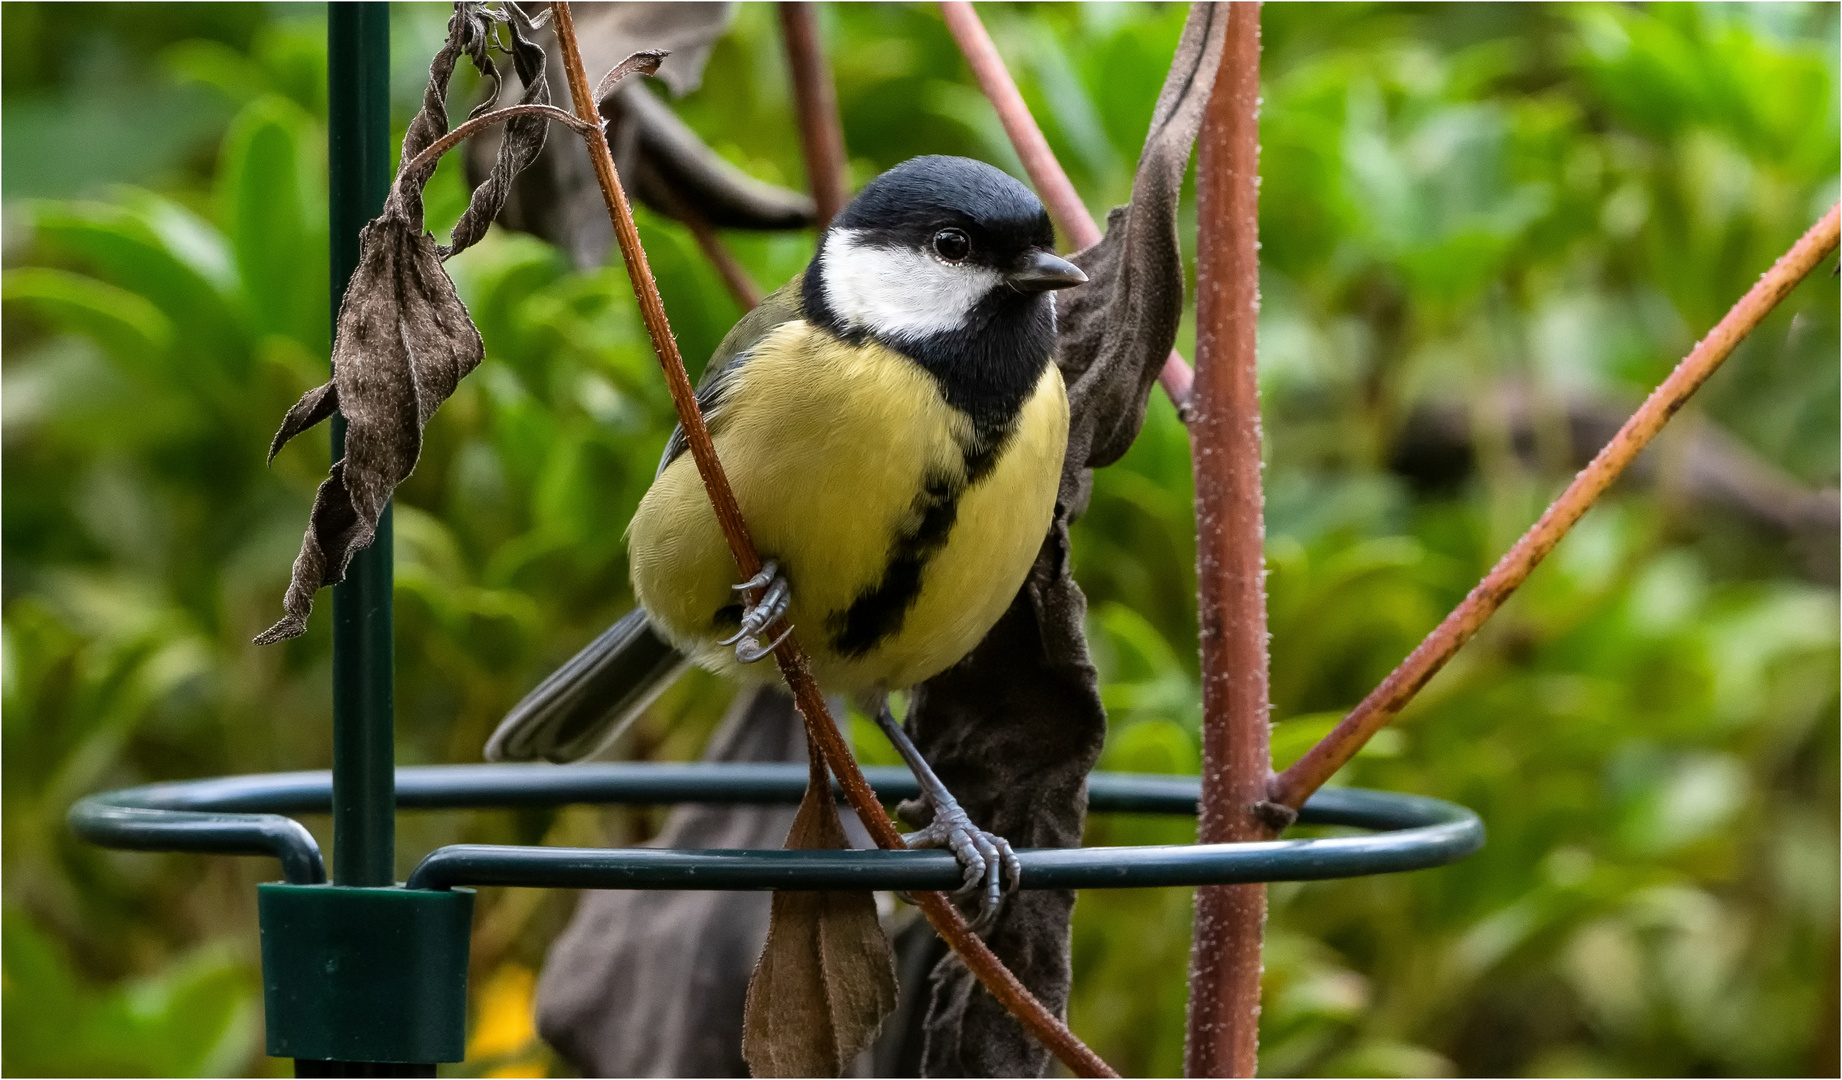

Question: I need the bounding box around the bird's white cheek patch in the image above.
[820,229,1002,342]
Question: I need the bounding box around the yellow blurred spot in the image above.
[469,962,541,1073]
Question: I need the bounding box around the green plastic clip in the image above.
[258,884,474,1064]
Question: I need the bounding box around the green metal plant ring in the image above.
[69,763,1482,891]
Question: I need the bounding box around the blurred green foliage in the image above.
[2,3,1835,1076]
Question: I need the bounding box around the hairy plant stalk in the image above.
[1270,202,1842,811]
[938,0,1196,412]
[779,2,850,228]
[1183,6,1267,1077]
[549,5,1117,1075]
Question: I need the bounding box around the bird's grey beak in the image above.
[1008,249,1088,292]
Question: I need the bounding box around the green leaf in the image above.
[1,908,259,1077]
[3,266,174,365]
[215,93,326,352]
[29,197,245,367]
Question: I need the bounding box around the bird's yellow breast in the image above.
[628,320,1068,693]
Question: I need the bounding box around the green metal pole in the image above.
[328,2,395,889]
[265,19,471,1069]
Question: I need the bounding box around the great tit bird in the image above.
[484,155,1086,922]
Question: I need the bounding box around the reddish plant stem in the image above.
[937,0,1196,413]
[550,7,1116,1077]
[779,2,850,228]
[1183,6,1267,1077]
[938,1,1093,247]
[1270,202,1842,811]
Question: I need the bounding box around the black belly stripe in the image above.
[826,418,1021,659]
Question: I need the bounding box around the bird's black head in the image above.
[803,156,1085,432]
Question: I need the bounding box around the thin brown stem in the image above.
[657,185,764,311]
[687,216,764,312]
[550,6,1116,1076]
[779,2,850,228]
[937,0,1196,414]
[394,102,593,190]
[1269,202,1842,811]
[1183,6,1267,1077]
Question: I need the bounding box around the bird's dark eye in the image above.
[932,228,971,262]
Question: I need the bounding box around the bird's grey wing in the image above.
[488,278,809,764]
[657,273,807,476]
[484,608,690,763]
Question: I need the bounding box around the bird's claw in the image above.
[734,623,793,663]
[902,803,1020,933]
[721,561,793,664]
[733,563,780,593]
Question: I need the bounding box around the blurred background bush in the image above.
[2,2,1835,1076]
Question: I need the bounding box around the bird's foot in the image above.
[720,560,793,664]
[902,796,1020,933]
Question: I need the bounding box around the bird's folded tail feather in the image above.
[484,608,690,763]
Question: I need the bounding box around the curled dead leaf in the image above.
[444,4,552,258]
[258,3,573,643]
[466,4,814,268]
[255,215,483,644]
[596,48,668,104]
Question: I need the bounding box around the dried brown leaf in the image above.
[568,2,734,97]
[258,3,529,644]
[742,759,897,1077]
[256,215,484,644]
[465,5,814,268]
